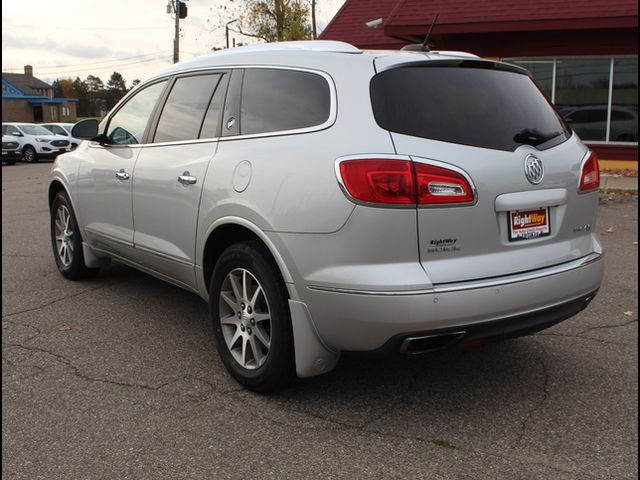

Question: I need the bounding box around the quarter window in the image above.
[154,74,224,143]
[106,81,167,145]
[240,69,330,135]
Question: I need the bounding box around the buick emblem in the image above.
[524,155,544,185]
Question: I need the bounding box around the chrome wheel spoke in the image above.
[249,336,264,365]
[241,270,248,302]
[229,274,243,303]
[252,312,270,323]
[249,285,262,308]
[221,291,239,311]
[241,336,249,366]
[254,325,271,349]
[220,313,240,326]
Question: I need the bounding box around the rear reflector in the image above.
[579,151,600,192]
[338,158,475,206]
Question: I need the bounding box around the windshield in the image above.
[370,64,571,151]
[18,124,54,135]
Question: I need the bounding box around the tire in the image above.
[23,145,37,163]
[209,241,295,392]
[50,191,100,280]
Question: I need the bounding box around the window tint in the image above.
[154,74,223,143]
[200,73,230,139]
[106,81,167,145]
[370,64,570,152]
[241,69,330,135]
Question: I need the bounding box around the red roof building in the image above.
[321,0,638,167]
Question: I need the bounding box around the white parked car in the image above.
[2,135,22,165]
[41,123,83,150]
[1,123,73,162]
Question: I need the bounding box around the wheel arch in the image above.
[201,219,294,295]
[48,179,67,209]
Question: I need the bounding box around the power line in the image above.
[2,51,172,72]
[3,24,169,31]
[37,56,173,78]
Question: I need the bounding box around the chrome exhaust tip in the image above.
[400,331,466,354]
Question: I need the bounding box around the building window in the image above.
[51,106,58,121]
[508,57,638,144]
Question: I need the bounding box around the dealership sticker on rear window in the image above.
[509,208,550,241]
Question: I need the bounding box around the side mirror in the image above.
[10,131,23,137]
[71,119,100,140]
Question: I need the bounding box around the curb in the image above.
[599,174,638,192]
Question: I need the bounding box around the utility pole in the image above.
[226,19,238,49]
[311,0,317,39]
[173,0,180,63]
[167,0,187,63]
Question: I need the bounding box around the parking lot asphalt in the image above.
[2,162,638,480]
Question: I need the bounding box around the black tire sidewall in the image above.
[209,241,295,392]
[24,146,37,163]
[50,191,97,279]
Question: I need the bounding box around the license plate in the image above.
[509,208,550,241]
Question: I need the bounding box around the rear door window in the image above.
[370,63,571,151]
[154,73,225,143]
[240,68,331,135]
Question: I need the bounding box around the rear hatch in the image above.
[371,57,599,285]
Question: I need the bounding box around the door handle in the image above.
[178,171,197,185]
[115,169,130,181]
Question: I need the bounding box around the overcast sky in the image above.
[1,0,346,86]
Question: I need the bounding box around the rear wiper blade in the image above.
[513,128,563,147]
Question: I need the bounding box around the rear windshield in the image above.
[370,63,571,151]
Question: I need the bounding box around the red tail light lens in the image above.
[414,163,475,204]
[339,159,416,204]
[338,158,475,206]
[579,152,600,192]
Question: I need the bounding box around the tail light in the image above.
[579,151,600,192]
[414,163,476,204]
[338,159,415,204]
[337,157,475,206]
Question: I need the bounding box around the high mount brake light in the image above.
[338,158,475,206]
[579,151,600,192]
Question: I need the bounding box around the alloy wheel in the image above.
[54,204,74,267]
[218,268,272,370]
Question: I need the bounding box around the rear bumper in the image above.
[2,151,21,161]
[302,253,604,352]
[370,289,598,355]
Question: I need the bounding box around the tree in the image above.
[210,0,313,44]
[85,75,106,116]
[72,77,90,117]
[105,71,127,110]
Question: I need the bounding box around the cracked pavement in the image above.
[2,163,638,479]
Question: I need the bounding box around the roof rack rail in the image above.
[209,41,362,56]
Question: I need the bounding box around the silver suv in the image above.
[49,41,604,391]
